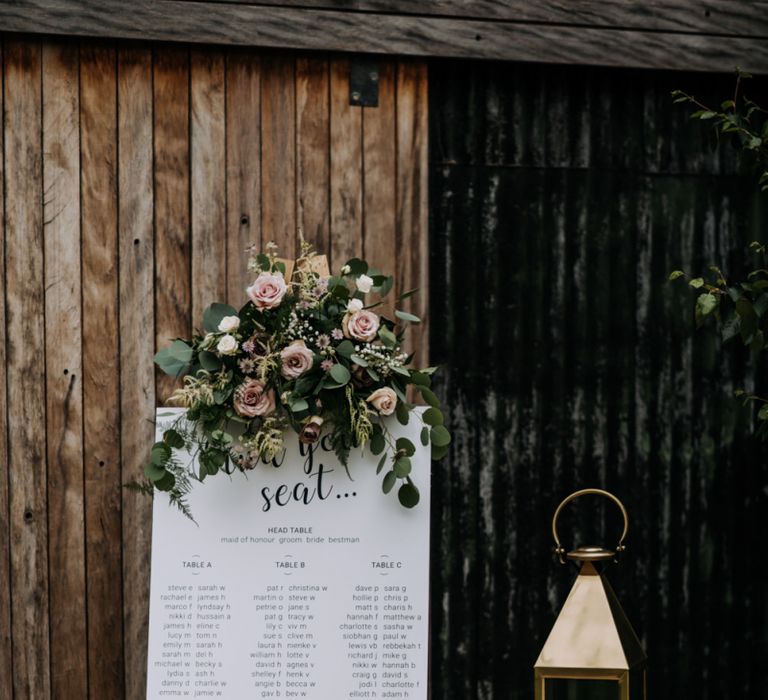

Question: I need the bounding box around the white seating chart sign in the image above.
[146,408,431,700]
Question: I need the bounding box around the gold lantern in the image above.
[534,489,647,700]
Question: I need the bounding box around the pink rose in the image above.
[366,387,397,416]
[299,416,324,445]
[234,379,275,418]
[280,340,315,379]
[342,310,380,342]
[247,272,287,310]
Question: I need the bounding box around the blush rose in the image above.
[366,387,397,416]
[247,272,287,310]
[233,379,276,418]
[343,309,380,342]
[280,340,315,379]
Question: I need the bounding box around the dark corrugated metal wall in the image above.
[429,61,768,699]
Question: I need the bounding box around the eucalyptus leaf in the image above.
[423,407,444,426]
[329,364,351,386]
[398,482,420,508]
[144,462,166,482]
[203,303,238,333]
[382,470,397,495]
[336,340,355,358]
[430,425,451,447]
[370,432,386,456]
[396,437,416,456]
[376,453,388,475]
[395,310,421,323]
[394,457,412,478]
[420,426,430,446]
[419,386,440,408]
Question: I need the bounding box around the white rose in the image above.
[356,274,374,293]
[216,334,239,355]
[347,298,364,313]
[218,315,240,333]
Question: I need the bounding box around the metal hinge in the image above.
[349,58,379,107]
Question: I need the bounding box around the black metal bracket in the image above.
[349,58,379,107]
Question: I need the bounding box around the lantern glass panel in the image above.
[544,678,619,700]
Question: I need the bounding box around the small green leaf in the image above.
[758,405,768,421]
[379,326,397,348]
[382,470,397,494]
[376,453,388,475]
[430,425,451,447]
[398,482,420,508]
[431,443,449,460]
[151,442,171,466]
[346,258,368,276]
[370,431,386,456]
[419,386,440,408]
[290,398,309,413]
[155,471,176,492]
[395,310,421,324]
[396,437,416,456]
[336,340,355,358]
[256,253,271,271]
[144,462,166,482]
[668,270,685,281]
[420,426,430,446]
[199,351,221,371]
[689,278,705,289]
[350,354,368,367]
[164,429,185,449]
[423,407,444,426]
[696,293,718,318]
[394,457,412,478]
[395,402,410,426]
[329,363,351,386]
[203,303,238,333]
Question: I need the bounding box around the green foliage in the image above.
[671,71,768,437]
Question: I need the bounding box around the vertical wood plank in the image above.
[80,42,123,700]
[0,40,14,700]
[330,58,363,270]
[296,56,330,254]
[191,50,226,326]
[4,40,51,699]
[226,51,261,306]
[363,61,397,280]
[261,54,297,259]
[396,61,429,367]
[154,47,191,404]
[119,46,154,700]
[42,41,87,700]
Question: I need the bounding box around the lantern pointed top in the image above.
[535,562,646,672]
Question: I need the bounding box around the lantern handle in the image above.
[551,488,629,564]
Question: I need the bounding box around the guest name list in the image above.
[146,408,430,700]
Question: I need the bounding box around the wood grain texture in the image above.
[296,56,330,253]
[226,51,261,307]
[0,42,13,700]
[153,47,191,404]
[118,47,154,700]
[80,42,123,700]
[191,50,227,327]
[0,37,430,697]
[167,0,768,37]
[396,61,429,368]
[261,54,297,258]
[0,0,766,72]
[42,41,87,700]
[330,58,362,269]
[3,40,51,699]
[363,61,396,288]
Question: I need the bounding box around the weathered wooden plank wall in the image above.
[429,60,768,699]
[0,37,428,699]
[1,0,768,73]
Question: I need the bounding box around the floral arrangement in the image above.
[142,242,450,519]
